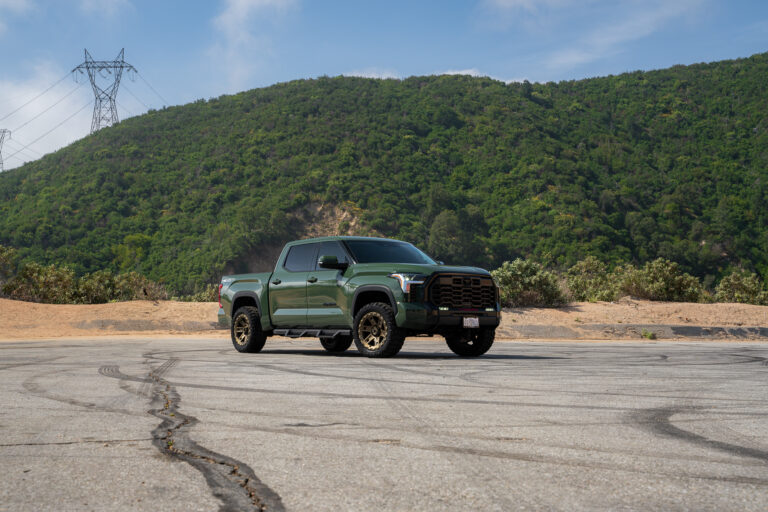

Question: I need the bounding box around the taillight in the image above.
[218,283,223,308]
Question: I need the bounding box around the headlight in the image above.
[388,273,426,294]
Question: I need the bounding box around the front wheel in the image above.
[231,306,267,353]
[444,328,495,357]
[320,335,353,353]
[353,302,405,358]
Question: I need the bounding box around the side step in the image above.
[273,329,351,339]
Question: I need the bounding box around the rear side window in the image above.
[315,241,349,270]
[283,244,317,272]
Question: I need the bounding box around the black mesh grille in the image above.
[429,275,496,309]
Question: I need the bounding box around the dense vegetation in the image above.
[1,53,767,293]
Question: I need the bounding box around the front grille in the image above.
[429,274,496,310]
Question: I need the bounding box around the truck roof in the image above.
[287,236,405,245]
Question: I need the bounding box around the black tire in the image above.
[353,302,405,358]
[444,328,495,357]
[231,306,267,353]
[320,335,353,353]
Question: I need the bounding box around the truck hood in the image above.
[349,263,492,277]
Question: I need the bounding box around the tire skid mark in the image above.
[145,358,285,512]
[633,407,768,464]
[365,362,524,510]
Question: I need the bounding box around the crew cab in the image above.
[218,236,500,357]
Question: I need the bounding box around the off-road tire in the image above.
[444,328,495,357]
[231,306,267,353]
[353,302,405,358]
[320,335,353,353]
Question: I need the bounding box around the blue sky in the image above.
[1,0,767,169]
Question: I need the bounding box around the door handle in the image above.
[272,279,281,285]
[307,277,318,283]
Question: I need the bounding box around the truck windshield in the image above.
[344,240,436,264]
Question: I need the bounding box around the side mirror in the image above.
[319,255,349,270]
[437,261,445,265]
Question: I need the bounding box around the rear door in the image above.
[269,243,318,327]
[306,241,351,327]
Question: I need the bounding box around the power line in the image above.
[122,83,151,111]
[5,100,92,162]
[12,82,83,133]
[7,135,43,156]
[0,72,71,123]
[138,72,168,106]
[5,139,41,160]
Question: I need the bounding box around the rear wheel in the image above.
[231,306,267,353]
[353,302,405,358]
[320,335,353,353]
[444,328,495,357]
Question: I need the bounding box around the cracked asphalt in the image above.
[1,337,767,511]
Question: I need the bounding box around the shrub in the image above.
[114,272,168,301]
[714,271,768,305]
[77,270,120,304]
[1,264,167,304]
[615,258,703,302]
[492,258,566,307]
[176,284,218,302]
[2,263,78,304]
[0,245,17,284]
[566,256,617,302]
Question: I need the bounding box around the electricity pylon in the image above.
[72,49,136,133]
[0,129,10,171]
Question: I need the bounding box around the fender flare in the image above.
[231,291,262,317]
[352,285,397,314]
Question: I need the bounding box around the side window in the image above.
[283,244,317,272]
[315,242,349,270]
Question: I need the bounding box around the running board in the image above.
[273,329,351,339]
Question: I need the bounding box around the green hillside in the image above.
[1,53,767,293]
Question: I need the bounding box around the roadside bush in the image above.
[77,270,120,304]
[492,258,566,307]
[114,272,168,301]
[175,284,218,302]
[0,245,17,284]
[2,263,78,304]
[1,264,167,304]
[566,256,617,302]
[615,258,703,303]
[714,271,768,305]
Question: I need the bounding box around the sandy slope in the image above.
[0,297,766,341]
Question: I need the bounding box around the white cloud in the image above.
[79,0,131,17]
[545,0,704,72]
[343,67,400,79]
[439,68,484,77]
[0,0,32,34]
[210,0,297,91]
[486,0,577,13]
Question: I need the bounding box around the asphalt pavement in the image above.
[1,337,767,511]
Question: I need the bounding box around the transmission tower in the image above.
[72,49,136,133]
[0,129,10,172]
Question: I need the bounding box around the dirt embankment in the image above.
[0,297,766,341]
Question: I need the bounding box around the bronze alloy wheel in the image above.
[233,313,251,346]
[357,311,388,350]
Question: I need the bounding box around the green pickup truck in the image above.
[218,236,500,358]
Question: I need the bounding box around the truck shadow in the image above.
[258,348,564,360]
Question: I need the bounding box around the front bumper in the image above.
[395,301,501,332]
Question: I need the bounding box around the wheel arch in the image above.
[231,291,261,317]
[352,286,397,317]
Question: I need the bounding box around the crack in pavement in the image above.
[146,359,285,512]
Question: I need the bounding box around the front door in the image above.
[269,243,318,327]
[306,241,350,327]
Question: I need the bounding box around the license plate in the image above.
[463,317,480,328]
